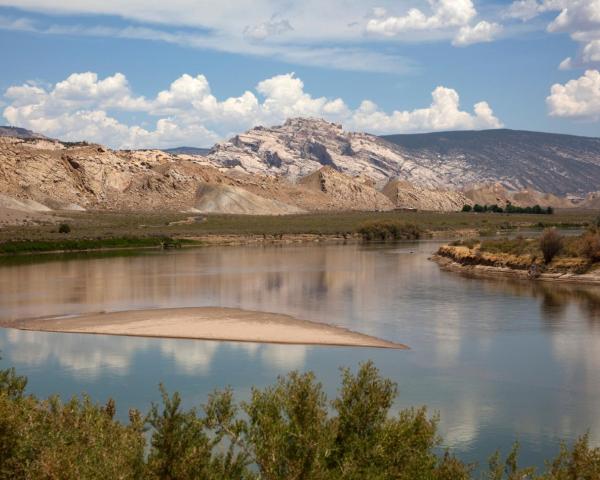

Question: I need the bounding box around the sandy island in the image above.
[2,307,408,350]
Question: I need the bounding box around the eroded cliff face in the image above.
[382,180,471,211]
[0,136,393,216]
[206,118,466,188]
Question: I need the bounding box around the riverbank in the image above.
[2,307,408,349]
[0,208,596,256]
[432,244,600,285]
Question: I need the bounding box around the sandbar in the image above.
[2,307,408,349]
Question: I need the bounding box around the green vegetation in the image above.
[0,236,193,255]
[58,223,71,234]
[464,204,554,214]
[357,220,423,241]
[0,210,594,245]
[453,227,600,274]
[1,360,599,479]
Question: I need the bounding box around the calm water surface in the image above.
[0,242,599,467]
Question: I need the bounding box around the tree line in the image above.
[462,204,554,214]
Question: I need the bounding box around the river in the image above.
[0,241,598,468]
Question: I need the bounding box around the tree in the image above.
[462,205,472,212]
[147,385,213,479]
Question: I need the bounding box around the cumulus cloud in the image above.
[366,0,476,35]
[506,0,600,68]
[3,71,502,148]
[452,21,503,46]
[547,69,600,118]
[350,86,502,133]
[366,0,501,47]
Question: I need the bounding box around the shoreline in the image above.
[432,253,600,286]
[0,229,484,257]
[1,307,409,350]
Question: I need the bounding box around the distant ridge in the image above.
[381,128,600,149]
[380,128,600,195]
[162,146,211,156]
[0,126,48,140]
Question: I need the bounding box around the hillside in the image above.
[382,129,600,196]
[0,126,48,140]
[206,121,600,196]
[2,120,599,220]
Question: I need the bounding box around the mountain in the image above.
[2,120,598,218]
[206,119,600,196]
[162,146,211,156]
[207,118,431,187]
[0,126,48,140]
[0,135,397,215]
[381,129,600,196]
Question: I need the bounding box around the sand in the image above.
[3,307,408,349]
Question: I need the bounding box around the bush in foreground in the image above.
[1,360,600,479]
[357,220,423,242]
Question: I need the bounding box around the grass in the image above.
[0,236,195,255]
[0,209,596,255]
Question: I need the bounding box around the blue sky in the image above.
[0,0,599,148]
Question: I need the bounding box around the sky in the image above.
[0,0,599,148]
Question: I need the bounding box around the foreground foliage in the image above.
[1,360,599,479]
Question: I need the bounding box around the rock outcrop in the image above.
[194,183,304,215]
[298,167,394,211]
[382,180,470,211]
[207,118,443,188]
[462,184,575,208]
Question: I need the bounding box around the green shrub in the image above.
[2,360,600,479]
[58,223,71,234]
[357,220,423,242]
[461,205,472,212]
[539,228,563,264]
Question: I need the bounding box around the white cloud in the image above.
[244,16,293,41]
[505,0,545,21]
[3,71,502,148]
[366,0,502,48]
[350,86,502,133]
[547,69,600,118]
[583,39,600,62]
[506,1,600,68]
[0,4,415,74]
[559,56,574,69]
[366,0,476,36]
[453,21,503,46]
